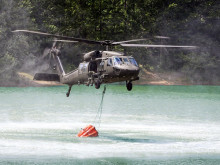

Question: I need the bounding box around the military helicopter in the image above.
[13,30,196,97]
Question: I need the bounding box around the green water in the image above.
[0,85,220,164]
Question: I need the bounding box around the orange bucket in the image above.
[77,125,98,137]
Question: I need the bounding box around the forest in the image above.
[0,0,219,86]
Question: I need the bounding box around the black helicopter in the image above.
[13,30,196,97]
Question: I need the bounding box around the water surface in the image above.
[0,85,220,164]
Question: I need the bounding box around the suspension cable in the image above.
[93,85,107,128]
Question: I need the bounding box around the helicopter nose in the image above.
[113,65,140,77]
[117,67,139,76]
[126,68,140,75]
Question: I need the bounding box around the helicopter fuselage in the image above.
[13,29,197,97]
[60,51,140,87]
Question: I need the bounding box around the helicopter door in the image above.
[88,62,97,73]
[97,60,105,73]
[78,62,89,83]
[106,58,114,76]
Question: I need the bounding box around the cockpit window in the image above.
[107,58,113,66]
[123,58,130,65]
[113,56,137,66]
[129,58,138,66]
[113,57,122,65]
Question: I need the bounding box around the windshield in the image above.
[123,58,130,65]
[129,58,138,66]
[113,57,122,65]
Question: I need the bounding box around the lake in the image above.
[0,85,220,164]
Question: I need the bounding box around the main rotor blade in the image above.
[112,36,170,45]
[112,39,147,45]
[12,30,102,45]
[53,40,78,43]
[120,44,197,49]
[154,36,170,39]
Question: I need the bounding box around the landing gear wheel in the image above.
[126,82,132,91]
[95,80,101,89]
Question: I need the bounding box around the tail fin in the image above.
[54,55,65,75]
[50,48,66,76]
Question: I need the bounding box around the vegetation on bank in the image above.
[0,0,219,86]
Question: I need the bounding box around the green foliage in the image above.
[0,0,219,85]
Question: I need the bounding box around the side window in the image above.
[78,64,83,74]
[78,63,88,74]
[107,58,112,66]
[123,58,130,64]
[100,61,105,66]
[129,58,138,66]
[100,60,105,70]
[113,57,122,65]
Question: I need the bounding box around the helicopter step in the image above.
[86,78,101,89]
[86,72,108,89]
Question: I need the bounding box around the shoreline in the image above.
[1,80,219,87]
[0,71,219,87]
[0,81,219,87]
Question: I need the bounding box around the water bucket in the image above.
[77,125,98,137]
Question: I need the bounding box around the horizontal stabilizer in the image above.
[34,73,60,82]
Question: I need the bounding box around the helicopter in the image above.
[13,30,197,97]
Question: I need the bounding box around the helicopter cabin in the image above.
[77,50,139,85]
[84,51,138,75]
